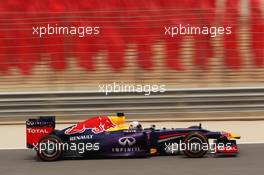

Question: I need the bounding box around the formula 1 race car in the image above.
[26,113,240,161]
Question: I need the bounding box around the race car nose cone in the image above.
[231,133,241,139]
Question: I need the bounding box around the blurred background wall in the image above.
[0,0,263,92]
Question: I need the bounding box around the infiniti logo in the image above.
[118,137,136,146]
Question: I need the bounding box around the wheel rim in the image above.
[39,140,59,158]
[187,137,204,153]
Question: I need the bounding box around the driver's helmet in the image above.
[129,121,142,130]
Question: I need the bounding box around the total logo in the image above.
[118,136,136,146]
[27,128,48,134]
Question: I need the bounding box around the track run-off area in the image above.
[0,144,263,175]
[0,120,263,175]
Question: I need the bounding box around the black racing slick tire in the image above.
[183,132,208,158]
[37,135,63,161]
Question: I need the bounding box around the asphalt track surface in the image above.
[0,144,263,175]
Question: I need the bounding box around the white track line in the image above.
[0,142,263,150]
[239,141,264,144]
[0,147,26,150]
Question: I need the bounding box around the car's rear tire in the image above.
[37,135,63,161]
[183,132,208,158]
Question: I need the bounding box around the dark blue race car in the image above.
[26,113,240,161]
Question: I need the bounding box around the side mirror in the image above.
[117,112,124,117]
[199,123,202,129]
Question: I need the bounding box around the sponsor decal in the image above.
[65,116,116,135]
[27,128,49,134]
[69,135,93,141]
[118,137,136,146]
[112,136,139,153]
[158,135,183,143]
[111,147,141,153]
[26,121,53,126]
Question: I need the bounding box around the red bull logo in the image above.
[65,116,116,135]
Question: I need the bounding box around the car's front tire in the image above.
[183,132,208,158]
[37,135,63,161]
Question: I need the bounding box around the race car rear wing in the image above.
[26,116,55,148]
